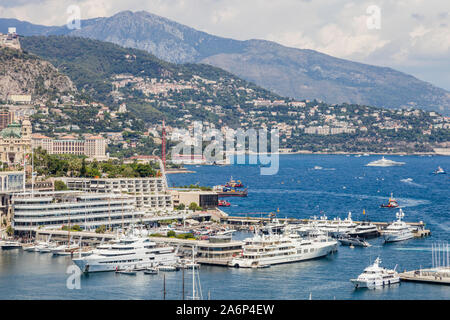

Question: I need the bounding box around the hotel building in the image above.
[61,177,173,210]
[11,190,146,233]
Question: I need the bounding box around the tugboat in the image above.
[213,185,248,197]
[380,193,399,208]
[218,200,231,207]
[225,177,244,188]
[433,166,446,174]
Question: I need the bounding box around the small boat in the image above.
[214,186,248,197]
[225,177,244,188]
[380,193,399,208]
[338,236,371,247]
[218,200,231,207]
[350,257,399,289]
[158,265,179,272]
[433,166,446,174]
[116,267,137,275]
[0,241,22,250]
[144,267,158,275]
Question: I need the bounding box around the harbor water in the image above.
[1,155,449,299]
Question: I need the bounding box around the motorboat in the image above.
[116,267,137,275]
[144,267,158,275]
[383,209,414,243]
[218,200,231,207]
[350,257,399,289]
[338,235,371,247]
[158,265,179,272]
[433,166,446,174]
[0,241,22,250]
[348,221,380,239]
[380,193,399,208]
[366,157,405,167]
[72,237,178,273]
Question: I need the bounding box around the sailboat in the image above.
[188,246,203,300]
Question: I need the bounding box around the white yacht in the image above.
[350,257,399,289]
[72,237,178,273]
[348,221,380,239]
[383,209,414,243]
[229,231,337,268]
[0,241,22,250]
[366,157,405,167]
[317,212,356,238]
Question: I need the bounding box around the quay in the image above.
[399,268,450,285]
[221,216,431,237]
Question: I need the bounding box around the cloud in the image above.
[1,0,449,90]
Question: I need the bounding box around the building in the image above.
[171,154,207,165]
[62,177,173,210]
[11,191,145,234]
[170,189,218,209]
[7,94,31,104]
[0,108,14,130]
[32,134,108,160]
[0,119,32,165]
[0,28,20,50]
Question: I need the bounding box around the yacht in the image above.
[317,212,357,238]
[366,157,405,167]
[0,241,22,250]
[433,166,446,174]
[383,209,414,243]
[348,221,380,239]
[72,237,178,273]
[229,231,337,268]
[350,257,399,289]
[337,235,371,247]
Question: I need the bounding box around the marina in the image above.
[0,154,449,299]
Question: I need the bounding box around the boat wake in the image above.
[250,189,430,208]
[400,178,425,188]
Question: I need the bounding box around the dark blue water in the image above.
[1,155,449,299]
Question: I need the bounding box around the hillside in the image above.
[3,11,450,114]
[0,47,75,102]
[21,35,281,125]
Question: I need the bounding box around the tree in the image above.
[189,202,201,212]
[95,225,106,234]
[54,180,68,191]
[6,226,14,236]
[80,158,87,177]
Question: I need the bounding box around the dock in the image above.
[221,216,431,237]
[399,268,450,285]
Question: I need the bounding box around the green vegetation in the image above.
[95,225,106,234]
[62,225,82,232]
[188,202,203,212]
[6,226,14,236]
[174,203,186,210]
[33,147,159,178]
[54,180,68,191]
[177,184,212,191]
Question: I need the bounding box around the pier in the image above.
[399,268,450,285]
[221,216,430,237]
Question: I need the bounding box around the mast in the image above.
[162,119,166,170]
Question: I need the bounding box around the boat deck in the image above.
[399,269,450,285]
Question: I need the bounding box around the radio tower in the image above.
[161,119,166,170]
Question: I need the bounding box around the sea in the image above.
[1,154,449,300]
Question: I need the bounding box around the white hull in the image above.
[383,232,414,243]
[351,277,400,289]
[230,243,336,268]
[73,252,177,273]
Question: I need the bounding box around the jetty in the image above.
[399,268,450,285]
[221,216,430,237]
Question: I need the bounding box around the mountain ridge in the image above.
[1,11,449,115]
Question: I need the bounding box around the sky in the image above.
[1,0,450,91]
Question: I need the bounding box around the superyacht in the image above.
[72,237,178,273]
[382,209,414,243]
[229,230,337,268]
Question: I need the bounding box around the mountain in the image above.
[2,11,449,115]
[0,46,75,102]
